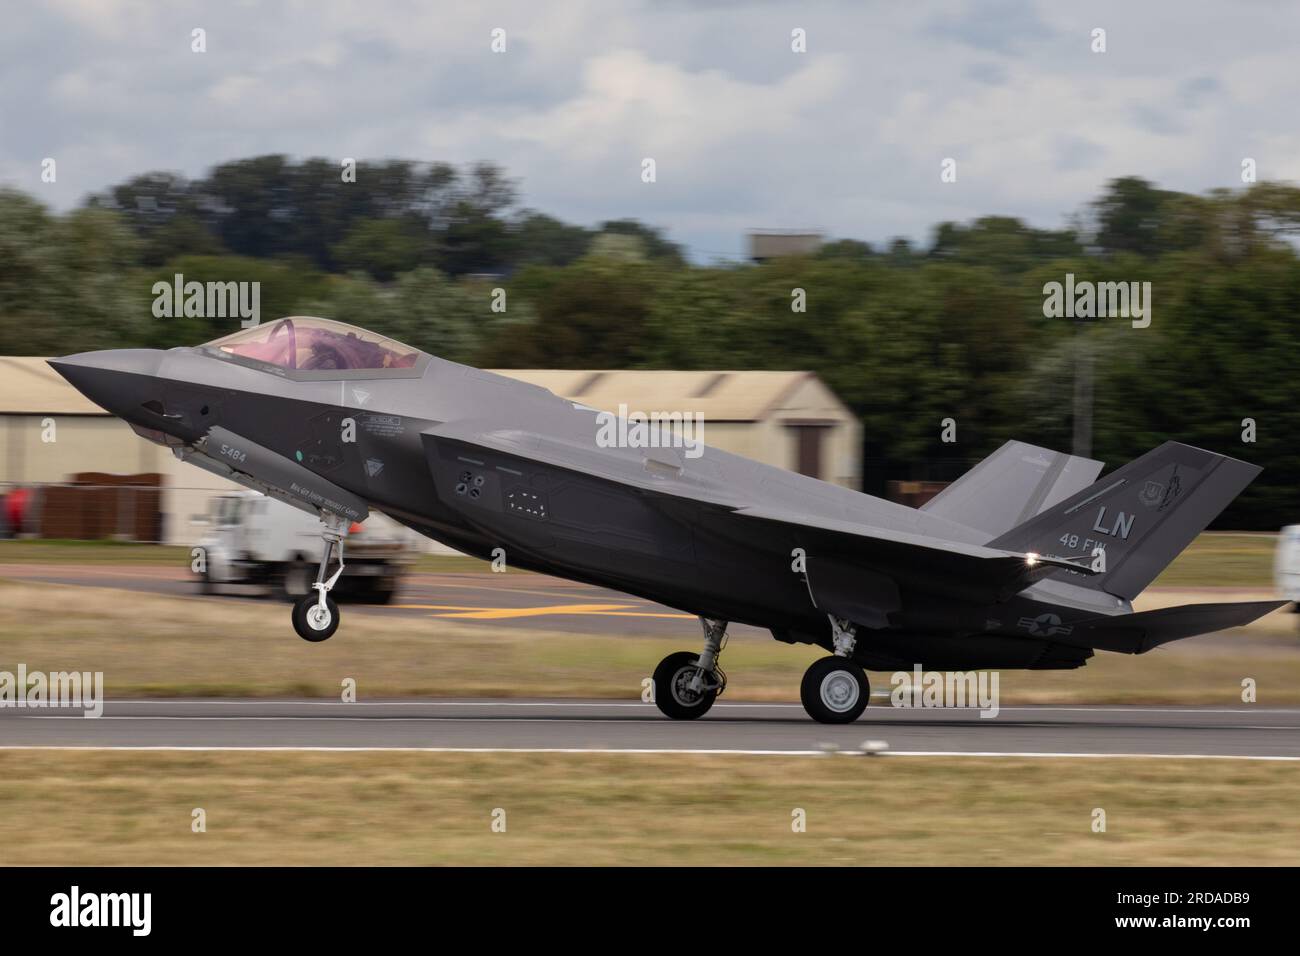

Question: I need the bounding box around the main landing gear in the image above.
[653,613,871,724]
[800,616,871,725]
[652,617,729,719]
[292,513,347,643]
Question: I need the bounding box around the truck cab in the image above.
[196,491,415,603]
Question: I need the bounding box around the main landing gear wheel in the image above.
[293,593,339,642]
[653,617,730,720]
[653,651,719,719]
[801,656,870,724]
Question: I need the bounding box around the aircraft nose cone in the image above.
[48,349,165,416]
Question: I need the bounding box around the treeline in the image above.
[1,161,1298,528]
[89,156,684,276]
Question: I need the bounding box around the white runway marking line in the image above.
[17,714,1300,731]
[91,699,1300,714]
[1,745,1298,761]
[22,716,685,724]
[102,699,787,707]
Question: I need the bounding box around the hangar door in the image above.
[785,421,835,479]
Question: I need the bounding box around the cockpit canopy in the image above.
[203,317,420,372]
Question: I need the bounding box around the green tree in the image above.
[510,212,592,267]
[332,218,431,281]
[0,192,149,353]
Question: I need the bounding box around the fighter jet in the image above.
[50,316,1287,723]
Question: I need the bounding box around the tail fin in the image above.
[921,440,1103,538]
[987,442,1260,600]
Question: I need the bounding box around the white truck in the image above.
[195,491,415,603]
[1276,525,1300,610]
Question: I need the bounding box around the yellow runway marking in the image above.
[392,604,496,612]
[439,603,652,620]
[582,610,697,619]
[411,579,633,602]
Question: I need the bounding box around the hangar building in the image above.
[0,357,861,544]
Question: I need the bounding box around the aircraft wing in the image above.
[729,505,1097,609]
[422,419,750,509]
[422,421,1096,613]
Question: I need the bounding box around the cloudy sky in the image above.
[3,0,1299,260]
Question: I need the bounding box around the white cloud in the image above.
[1,0,1297,259]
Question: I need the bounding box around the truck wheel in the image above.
[198,566,218,595]
[370,580,398,605]
[279,559,312,601]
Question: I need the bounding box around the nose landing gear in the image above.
[292,513,347,642]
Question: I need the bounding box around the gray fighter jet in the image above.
[50,316,1287,723]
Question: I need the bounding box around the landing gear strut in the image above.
[291,513,347,642]
[800,614,870,724]
[653,617,728,719]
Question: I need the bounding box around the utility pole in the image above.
[1072,319,1093,459]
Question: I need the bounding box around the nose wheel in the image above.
[292,513,347,643]
[293,592,339,642]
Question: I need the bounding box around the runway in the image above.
[0,562,1287,646]
[3,699,1299,759]
[0,563,726,636]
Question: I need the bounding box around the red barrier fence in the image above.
[2,473,164,542]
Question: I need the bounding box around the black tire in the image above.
[292,593,339,642]
[370,581,397,605]
[800,656,869,724]
[198,565,217,595]
[652,651,718,720]
[279,558,313,602]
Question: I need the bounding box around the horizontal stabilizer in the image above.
[1066,600,1289,654]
